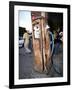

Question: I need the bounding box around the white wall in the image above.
[0,0,72,90]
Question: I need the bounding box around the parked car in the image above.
[19,37,24,48]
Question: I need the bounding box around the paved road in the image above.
[19,43,63,79]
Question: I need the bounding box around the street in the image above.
[19,43,63,79]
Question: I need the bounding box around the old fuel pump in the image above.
[32,12,53,73]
